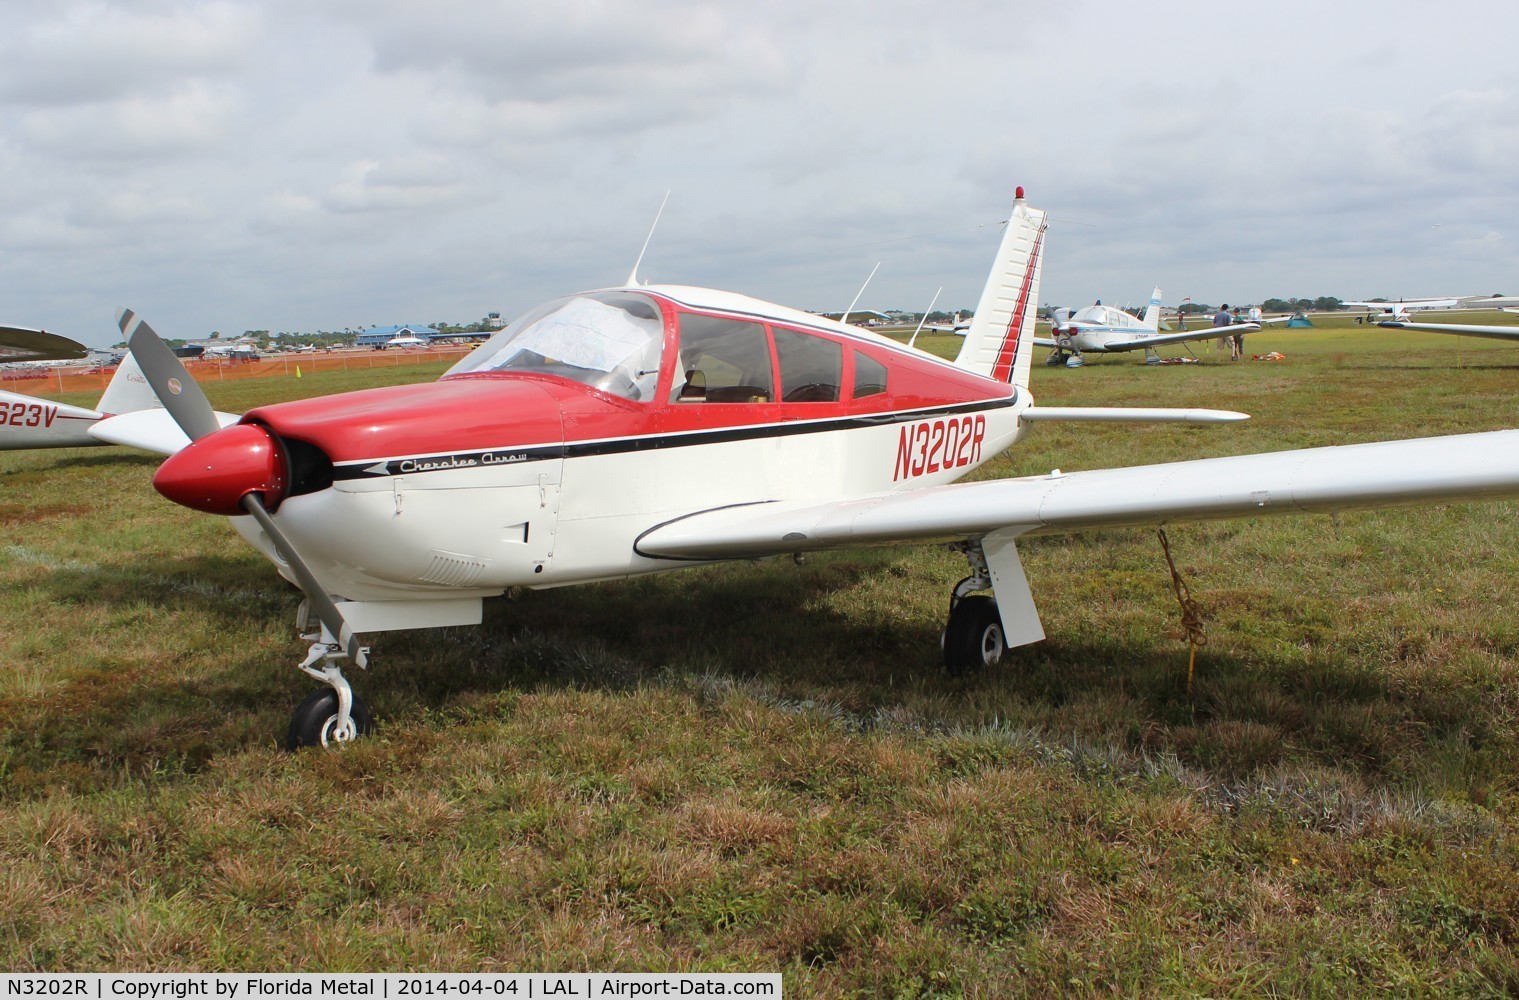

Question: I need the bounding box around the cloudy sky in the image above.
[2,0,1516,347]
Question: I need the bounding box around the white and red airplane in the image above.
[1036,290,1268,367]
[96,187,1519,749]
[0,350,239,451]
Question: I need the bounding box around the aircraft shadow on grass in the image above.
[14,548,1469,794]
[1367,361,1519,372]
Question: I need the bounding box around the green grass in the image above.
[5,331,1519,991]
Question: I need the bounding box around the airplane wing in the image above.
[1032,336,1059,348]
[636,429,1519,560]
[0,326,89,363]
[1100,323,1259,352]
[1344,298,1460,311]
[1380,320,1519,342]
[814,309,892,323]
[89,408,241,454]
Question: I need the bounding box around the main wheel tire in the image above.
[287,688,374,750]
[942,595,1005,675]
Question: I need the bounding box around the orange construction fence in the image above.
[0,347,476,398]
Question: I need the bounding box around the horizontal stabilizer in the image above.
[1020,407,1248,424]
[89,407,241,455]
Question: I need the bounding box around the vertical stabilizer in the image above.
[1141,288,1163,331]
[96,353,163,416]
[953,187,1048,389]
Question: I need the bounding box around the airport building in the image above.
[355,324,434,347]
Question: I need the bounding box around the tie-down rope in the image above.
[1157,527,1206,698]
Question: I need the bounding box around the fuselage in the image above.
[1058,301,1166,353]
[0,390,108,450]
[193,285,1030,603]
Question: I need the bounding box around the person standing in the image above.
[1213,304,1241,361]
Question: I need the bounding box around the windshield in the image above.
[447,292,666,401]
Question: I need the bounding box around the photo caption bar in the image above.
[0,976,781,1000]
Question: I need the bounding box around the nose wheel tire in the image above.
[288,688,374,749]
[942,595,1005,675]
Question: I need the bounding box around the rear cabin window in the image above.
[853,351,888,398]
[773,327,843,402]
[671,314,775,403]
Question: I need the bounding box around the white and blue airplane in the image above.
[1344,297,1460,321]
[1035,289,1265,367]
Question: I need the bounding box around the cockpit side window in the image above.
[445,292,665,401]
[670,314,774,403]
[773,327,842,402]
[853,351,887,398]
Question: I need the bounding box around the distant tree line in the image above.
[1177,297,1346,315]
[1260,297,1345,313]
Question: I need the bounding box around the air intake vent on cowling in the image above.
[419,550,490,587]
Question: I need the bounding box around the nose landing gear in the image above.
[287,613,373,749]
[289,684,374,748]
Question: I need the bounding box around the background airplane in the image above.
[0,352,238,452]
[1,354,155,450]
[918,311,972,335]
[1035,289,1263,366]
[98,187,1519,750]
[810,308,893,327]
[1343,297,1460,321]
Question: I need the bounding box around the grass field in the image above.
[4,319,1519,993]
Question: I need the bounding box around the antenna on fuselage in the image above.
[626,190,671,287]
[840,261,881,327]
[907,286,943,349]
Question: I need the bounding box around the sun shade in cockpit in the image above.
[448,293,664,401]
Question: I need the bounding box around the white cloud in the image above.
[0,0,1516,342]
[16,81,239,158]
[0,1,262,107]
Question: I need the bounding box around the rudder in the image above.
[953,187,1048,389]
[96,353,163,416]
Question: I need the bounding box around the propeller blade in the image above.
[117,310,365,669]
[240,494,368,669]
[117,308,221,442]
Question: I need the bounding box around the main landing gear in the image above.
[941,541,1006,676]
[1045,344,1085,368]
[287,607,374,749]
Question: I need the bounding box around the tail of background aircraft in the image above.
[0,355,163,451]
[953,187,1047,390]
[1141,288,1163,330]
[96,354,162,416]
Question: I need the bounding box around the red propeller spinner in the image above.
[153,422,288,516]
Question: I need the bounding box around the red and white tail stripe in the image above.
[954,188,1048,389]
